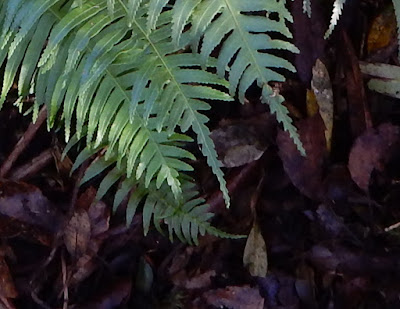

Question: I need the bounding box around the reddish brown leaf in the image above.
[0,255,17,299]
[341,31,372,136]
[0,181,62,233]
[196,285,264,309]
[348,123,400,191]
[74,279,131,309]
[277,114,327,200]
[0,181,62,245]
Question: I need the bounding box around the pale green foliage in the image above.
[360,62,400,98]
[303,0,312,18]
[325,0,346,39]
[0,0,300,242]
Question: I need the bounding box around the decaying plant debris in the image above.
[1,0,400,308]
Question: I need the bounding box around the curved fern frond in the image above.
[0,0,305,241]
[148,0,304,154]
[1,0,232,203]
[126,177,242,244]
[129,1,304,155]
[79,155,241,244]
[325,0,346,39]
[186,0,304,154]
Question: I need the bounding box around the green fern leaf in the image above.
[0,0,304,242]
[303,0,311,18]
[184,0,304,154]
[132,179,242,244]
[325,0,346,39]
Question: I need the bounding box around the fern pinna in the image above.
[0,0,300,243]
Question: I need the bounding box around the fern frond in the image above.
[128,178,242,244]
[78,155,240,244]
[325,0,346,39]
[0,0,305,242]
[183,0,304,154]
[303,0,312,18]
[0,0,232,213]
[121,8,232,206]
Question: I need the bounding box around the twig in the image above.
[385,221,400,232]
[29,161,89,303]
[30,290,52,309]
[9,148,53,180]
[0,297,16,309]
[0,106,47,178]
[61,251,68,309]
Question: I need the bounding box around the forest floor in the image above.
[1,0,400,308]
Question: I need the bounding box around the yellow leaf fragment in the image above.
[311,59,334,152]
[306,89,319,117]
[367,5,396,53]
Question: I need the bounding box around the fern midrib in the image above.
[116,0,223,194]
[223,0,268,87]
[48,5,177,188]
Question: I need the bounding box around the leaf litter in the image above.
[3,1,400,308]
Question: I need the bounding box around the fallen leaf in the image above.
[210,124,266,168]
[306,89,319,117]
[184,270,216,290]
[0,181,62,233]
[74,279,131,309]
[88,200,109,237]
[198,285,264,309]
[277,114,327,200]
[342,31,371,137]
[135,256,153,293]
[69,189,110,285]
[348,123,400,191]
[367,4,397,53]
[0,180,62,245]
[295,263,317,309]
[0,255,17,299]
[311,59,334,151]
[316,204,346,238]
[64,209,91,259]
[243,222,268,277]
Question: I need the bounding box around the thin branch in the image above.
[0,106,47,178]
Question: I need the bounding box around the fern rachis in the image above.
[0,0,302,243]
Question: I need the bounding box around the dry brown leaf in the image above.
[277,114,327,200]
[243,222,268,277]
[0,256,16,299]
[210,124,266,168]
[0,181,62,233]
[197,285,264,309]
[367,5,397,53]
[64,209,91,258]
[348,123,400,191]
